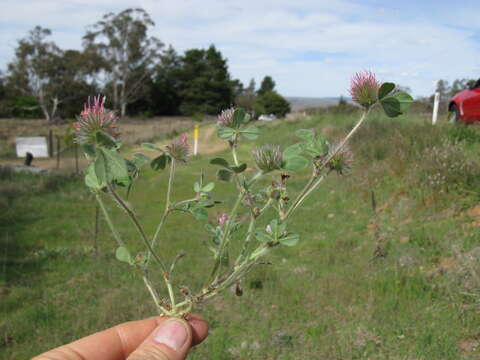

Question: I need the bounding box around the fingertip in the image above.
[186,314,209,345]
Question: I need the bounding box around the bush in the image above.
[253,91,291,118]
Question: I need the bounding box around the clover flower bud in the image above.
[217,213,229,227]
[325,144,353,175]
[349,71,380,108]
[73,95,119,145]
[217,108,236,127]
[166,134,189,162]
[252,144,283,172]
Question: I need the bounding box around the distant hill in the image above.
[286,96,354,112]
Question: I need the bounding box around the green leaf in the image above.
[295,129,315,141]
[132,153,150,169]
[279,233,300,247]
[116,247,133,264]
[284,143,304,158]
[95,148,130,186]
[192,207,208,221]
[85,163,105,190]
[142,142,163,152]
[217,126,236,139]
[194,182,201,193]
[96,131,117,148]
[378,82,395,100]
[394,92,414,113]
[231,163,247,173]
[240,125,259,140]
[243,113,252,123]
[380,96,402,117]
[210,157,230,168]
[197,199,215,208]
[217,169,232,182]
[256,230,273,243]
[380,92,413,118]
[282,155,309,171]
[151,154,168,171]
[233,108,247,128]
[201,182,215,192]
[82,144,96,158]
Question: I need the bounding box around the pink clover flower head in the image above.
[217,213,229,227]
[81,95,106,118]
[74,95,119,146]
[217,108,235,127]
[349,70,380,108]
[167,133,189,161]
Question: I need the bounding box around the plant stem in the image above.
[163,272,176,309]
[210,191,244,281]
[143,273,165,312]
[148,159,176,267]
[284,108,371,221]
[107,184,168,273]
[283,169,316,221]
[95,194,125,248]
[234,214,256,265]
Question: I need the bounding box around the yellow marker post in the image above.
[193,124,199,155]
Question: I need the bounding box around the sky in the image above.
[1,0,479,98]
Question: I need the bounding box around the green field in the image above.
[2,111,480,359]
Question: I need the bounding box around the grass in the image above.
[0,116,196,160]
[2,110,480,359]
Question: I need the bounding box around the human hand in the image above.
[33,314,208,360]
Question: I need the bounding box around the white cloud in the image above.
[0,0,479,97]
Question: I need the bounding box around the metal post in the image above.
[432,92,440,125]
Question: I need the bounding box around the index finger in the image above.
[33,314,208,360]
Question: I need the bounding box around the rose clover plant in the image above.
[74,71,413,318]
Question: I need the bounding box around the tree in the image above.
[235,78,257,113]
[254,91,291,118]
[258,76,275,95]
[177,45,235,115]
[7,26,63,122]
[83,8,163,117]
[150,46,182,115]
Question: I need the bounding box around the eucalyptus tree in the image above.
[83,8,163,117]
[7,26,63,122]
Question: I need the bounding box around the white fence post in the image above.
[432,92,440,125]
[193,124,199,155]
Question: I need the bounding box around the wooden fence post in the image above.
[48,130,53,158]
[56,135,61,169]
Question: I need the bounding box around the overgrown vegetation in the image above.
[2,112,480,359]
[0,8,290,120]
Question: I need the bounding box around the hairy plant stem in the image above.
[210,191,244,281]
[95,193,125,247]
[143,274,165,313]
[234,214,256,265]
[283,107,371,221]
[149,159,176,268]
[97,192,172,314]
[107,183,168,273]
[200,243,271,302]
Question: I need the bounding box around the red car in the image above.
[449,79,480,123]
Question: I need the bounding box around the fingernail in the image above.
[152,319,189,351]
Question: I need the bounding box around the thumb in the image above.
[127,318,193,360]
